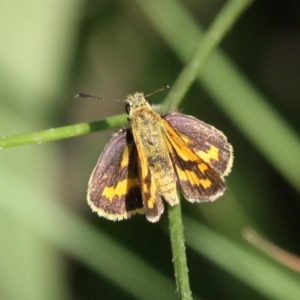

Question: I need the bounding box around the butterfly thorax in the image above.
[127,93,179,206]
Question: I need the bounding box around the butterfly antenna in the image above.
[145,84,170,98]
[75,93,126,103]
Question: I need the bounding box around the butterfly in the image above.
[82,89,233,222]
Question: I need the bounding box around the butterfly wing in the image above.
[165,112,233,177]
[87,129,145,220]
[163,112,233,202]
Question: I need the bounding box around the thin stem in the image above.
[0,114,126,149]
[168,199,192,300]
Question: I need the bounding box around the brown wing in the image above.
[87,129,145,221]
[164,112,233,177]
[162,118,226,202]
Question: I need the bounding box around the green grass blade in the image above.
[184,217,300,300]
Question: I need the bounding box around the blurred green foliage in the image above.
[1,1,300,299]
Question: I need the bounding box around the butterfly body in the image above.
[129,94,179,212]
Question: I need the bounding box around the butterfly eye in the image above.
[125,104,131,114]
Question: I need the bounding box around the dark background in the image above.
[1,1,300,299]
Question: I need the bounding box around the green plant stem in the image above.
[168,200,192,300]
[0,114,126,149]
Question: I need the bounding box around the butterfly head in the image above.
[125,92,150,111]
